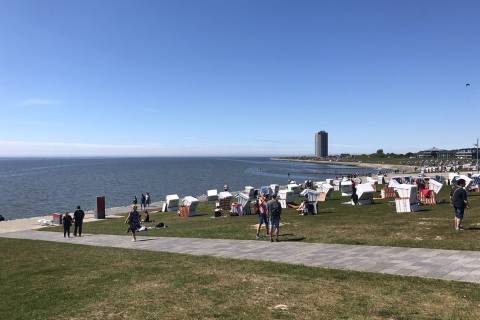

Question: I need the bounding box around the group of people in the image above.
[132,192,152,210]
[62,206,85,238]
[253,193,282,242]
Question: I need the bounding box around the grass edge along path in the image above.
[41,188,480,251]
[2,238,480,320]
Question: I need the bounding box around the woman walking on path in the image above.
[62,212,73,238]
[125,206,141,242]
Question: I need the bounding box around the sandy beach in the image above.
[272,157,416,173]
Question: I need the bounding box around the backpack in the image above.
[269,200,281,217]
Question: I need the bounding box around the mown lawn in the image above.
[43,185,480,251]
[1,238,480,320]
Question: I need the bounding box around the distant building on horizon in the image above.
[417,146,477,160]
[315,131,328,158]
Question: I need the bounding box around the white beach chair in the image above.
[218,191,233,210]
[340,180,353,197]
[207,189,218,203]
[394,184,419,213]
[355,183,375,205]
[278,189,294,209]
[180,196,199,217]
[163,194,180,212]
[234,193,251,215]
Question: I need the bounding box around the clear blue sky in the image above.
[0,0,479,156]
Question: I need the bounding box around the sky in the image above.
[0,0,479,157]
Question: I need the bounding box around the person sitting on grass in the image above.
[143,210,150,223]
[62,212,73,238]
[125,205,141,242]
[450,179,469,231]
[213,205,222,217]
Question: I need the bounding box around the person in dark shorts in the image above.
[351,180,359,205]
[267,194,282,242]
[450,179,469,231]
[62,212,73,238]
[125,206,141,241]
[73,206,85,237]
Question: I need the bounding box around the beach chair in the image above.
[278,190,294,209]
[179,196,199,217]
[218,191,232,210]
[394,184,419,213]
[287,183,301,194]
[333,180,341,191]
[300,189,321,213]
[233,193,251,216]
[315,182,333,201]
[355,183,375,205]
[367,177,377,186]
[244,186,255,199]
[163,194,180,212]
[207,189,218,203]
[270,184,280,195]
[260,186,271,197]
[381,187,396,199]
[340,180,353,197]
[418,189,436,205]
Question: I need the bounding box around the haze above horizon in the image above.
[1,0,479,157]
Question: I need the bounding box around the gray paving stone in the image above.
[3,230,480,284]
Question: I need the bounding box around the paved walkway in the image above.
[2,230,480,284]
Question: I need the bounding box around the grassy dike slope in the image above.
[1,238,480,320]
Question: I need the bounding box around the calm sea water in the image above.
[0,157,378,220]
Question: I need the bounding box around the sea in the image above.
[0,157,380,220]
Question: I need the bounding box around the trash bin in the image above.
[96,196,105,219]
[52,213,62,225]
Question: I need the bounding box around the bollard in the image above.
[96,196,106,219]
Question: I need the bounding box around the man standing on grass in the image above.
[73,205,85,237]
[450,179,469,231]
[267,194,282,242]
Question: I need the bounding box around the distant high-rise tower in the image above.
[315,131,328,157]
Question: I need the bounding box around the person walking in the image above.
[267,194,282,242]
[62,212,73,238]
[255,198,269,239]
[145,192,151,208]
[125,206,141,241]
[351,180,359,205]
[450,179,469,231]
[73,205,85,237]
[141,193,146,210]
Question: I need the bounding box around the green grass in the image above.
[43,186,480,251]
[1,238,480,320]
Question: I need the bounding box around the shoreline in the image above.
[0,202,164,234]
[0,159,418,233]
[271,157,416,173]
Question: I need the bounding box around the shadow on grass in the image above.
[279,234,306,242]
